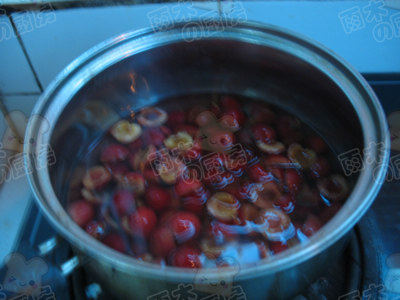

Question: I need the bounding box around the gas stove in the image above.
[0,74,399,300]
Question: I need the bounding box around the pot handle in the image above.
[38,237,81,277]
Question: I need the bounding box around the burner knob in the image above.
[85,283,102,299]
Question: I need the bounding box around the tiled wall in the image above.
[1,1,400,130]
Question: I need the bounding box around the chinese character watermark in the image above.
[2,253,55,300]
[337,141,396,183]
[147,284,246,300]
[147,0,247,42]
[0,111,56,185]
[0,6,14,42]
[0,4,56,43]
[0,142,56,185]
[338,283,386,300]
[194,256,241,297]
[339,6,366,34]
[338,0,400,42]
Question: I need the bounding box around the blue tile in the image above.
[0,15,40,93]
[16,3,220,88]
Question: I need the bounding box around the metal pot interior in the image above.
[27,23,388,279]
[51,38,364,201]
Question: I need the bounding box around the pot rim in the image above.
[24,20,390,281]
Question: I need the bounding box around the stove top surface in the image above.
[1,74,400,300]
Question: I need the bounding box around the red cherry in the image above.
[238,204,260,225]
[113,190,135,216]
[169,212,201,244]
[205,171,234,190]
[85,221,106,239]
[128,153,137,170]
[168,110,186,127]
[103,234,126,253]
[285,169,302,194]
[252,123,276,144]
[269,167,285,184]
[196,110,216,127]
[188,105,208,123]
[143,166,159,183]
[226,108,245,126]
[270,241,288,254]
[208,221,237,244]
[302,214,322,237]
[182,141,202,161]
[175,177,203,197]
[143,127,167,146]
[244,148,259,167]
[208,128,235,152]
[248,104,276,124]
[106,163,129,181]
[174,124,198,137]
[277,115,302,143]
[150,226,176,258]
[264,154,291,167]
[159,210,177,225]
[274,194,295,214]
[100,144,129,163]
[220,96,241,110]
[128,206,157,238]
[247,163,272,183]
[219,113,240,132]
[310,157,331,179]
[128,138,143,152]
[238,129,252,145]
[236,181,259,202]
[222,153,246,176]
[220,109,245,129]
[307,136,328,154]
[145,186,171,211]
[182,188,209,214]
[170,245,202,268]
[68,200,94,227]
[201,153,224,181]
[216,185,236,199]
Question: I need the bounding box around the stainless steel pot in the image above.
[25,21,389,299]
